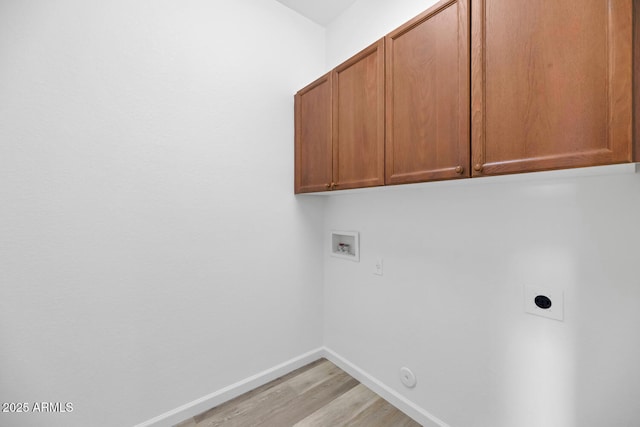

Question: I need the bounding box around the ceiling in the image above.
[274,0,358,26]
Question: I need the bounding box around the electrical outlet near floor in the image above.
[399,367,416,388]
[524,285,564,321]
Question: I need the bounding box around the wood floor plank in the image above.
[175,359,421,427]
[196,383,297,427]
[347,396,422,427]
[190,359,325,425]
[286,359,344,394]
[251,370,358,427]
[292,384,380,427]
[175,418,197,427]
[192,360,358,427]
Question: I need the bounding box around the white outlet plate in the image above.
[373,258,383,276]
[524,285,564,321]
[399,367,416,388]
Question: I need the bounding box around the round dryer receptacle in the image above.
[535,295,552,309]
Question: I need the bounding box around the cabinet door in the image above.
[471,0,633,176]
[332,39,385,190]
[386,0,470,185]
[295,73,332,194]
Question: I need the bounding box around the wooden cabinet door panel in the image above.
[386,0,470,184]
[472,0,633,176]
[295,73,332,193]
[332,39,385,190]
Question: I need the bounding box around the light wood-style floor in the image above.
[175,358,422,427]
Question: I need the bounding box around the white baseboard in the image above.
[134,347,324,427]
[134,346,451,427]
[321,347,451,427]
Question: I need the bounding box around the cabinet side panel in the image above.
[635,0,640,161]
[608,0,633,162]
[295,74,332,193]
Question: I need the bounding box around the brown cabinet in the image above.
[471,0,635,176]
[633,0,640,162]
[386,0,470,185]
[295,73,332,193]
[332,39,385,191]
[295,0,637,193]
[295,40,385,194]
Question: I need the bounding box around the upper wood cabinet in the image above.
[295,0,637,193]
[332,39,385,191]
[295,40,385,193]
[386,0,470,185]
[471,0,635,176]
[295,73,332,193]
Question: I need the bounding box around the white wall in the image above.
[325,0,431,66]
[324,2,640,427]
[0,1,326,426]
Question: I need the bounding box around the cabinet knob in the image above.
[325,183,331,189]
[473,163,483,172]
[455,165,464,174]
[332,182,340,189]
